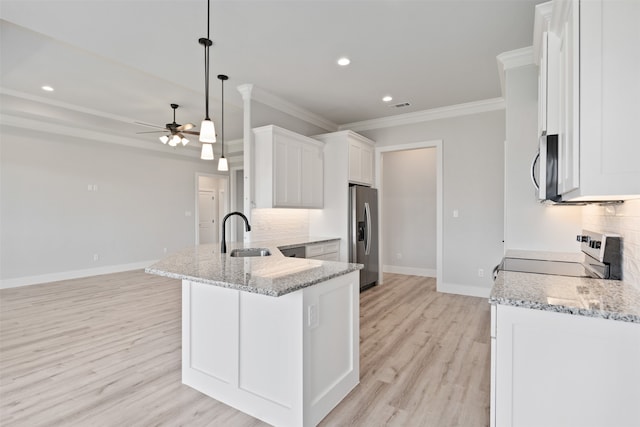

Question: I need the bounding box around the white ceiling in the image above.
[0,0,543,161]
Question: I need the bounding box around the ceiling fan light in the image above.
[169,134,181,146]
[159,135,169,144]
[181,137,189,146]
[199,119,216,143]
[201,143,214,160]
[217,156,228,171]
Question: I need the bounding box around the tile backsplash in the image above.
[250,209,310,242]
[582,199,640,289]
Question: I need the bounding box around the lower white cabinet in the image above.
[491,304,640,427]
[254,125,324,209]
[182,271,360,427]
[305,241,340,261]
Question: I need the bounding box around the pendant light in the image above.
[217,74,229,171]
[199,0,216,160]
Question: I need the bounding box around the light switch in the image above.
[453,209,459,218]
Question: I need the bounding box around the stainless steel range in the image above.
[496,230,622,280]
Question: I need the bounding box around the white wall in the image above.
[381,148,436,276]
[504,64,582,252]
[0,125,222,287]
[359,109,505,297]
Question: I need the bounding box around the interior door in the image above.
[198,190,217,244]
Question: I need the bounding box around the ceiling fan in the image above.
[136,104,199,147]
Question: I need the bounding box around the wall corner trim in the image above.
[496,46,535,97]
[437,281,491,298]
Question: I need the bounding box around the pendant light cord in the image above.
[203,0,211,120]
[221,77,224,157]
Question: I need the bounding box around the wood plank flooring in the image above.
[0,271,490,426]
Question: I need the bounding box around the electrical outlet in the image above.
[478,268,484,277]
[163,247,168,254]
[397,253,402,260]
[453,209,459,218]
[93,254,99,262]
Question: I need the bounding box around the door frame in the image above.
[375,140,443,288]
[195,172,230,245]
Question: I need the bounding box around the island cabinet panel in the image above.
[181,270,359,427]
[239,291,302,409]
[492,304,640,427]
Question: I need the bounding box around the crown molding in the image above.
[1,114,213,160]
[249,86,339,132]
[533,2,554,64]
[339,97,505,132]
[0,87,157,127]
[496,46,535,96]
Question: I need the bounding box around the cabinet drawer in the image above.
[305,241,340,259]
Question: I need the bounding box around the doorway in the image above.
[375,140,443,287]
[196,173,229,245]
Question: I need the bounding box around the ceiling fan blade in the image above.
[182,130,200,135]
[177,123,195,131]
[134,121,166,129]
[136,130,168,134]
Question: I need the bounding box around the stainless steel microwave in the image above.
[532,133,561,203]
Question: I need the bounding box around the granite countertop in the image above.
[491,251,640,323]
[145,236,361,297]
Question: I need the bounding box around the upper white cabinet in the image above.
[540,0,640,201]
[534,2,560,137]
[314,131,375,186]
[253,125,324,209]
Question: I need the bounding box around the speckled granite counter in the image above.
[491,251,640,323]
[145,237,361,297]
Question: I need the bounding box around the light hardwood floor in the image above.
[0,271,490,426]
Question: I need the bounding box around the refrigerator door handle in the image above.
[364,202,371,256]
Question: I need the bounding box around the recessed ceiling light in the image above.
[382,95,393,102]
[337,57,351,66]
[41,85,54,92]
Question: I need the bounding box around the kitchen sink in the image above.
[229,248,272,257]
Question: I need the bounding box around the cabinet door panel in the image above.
[348,142,362,183]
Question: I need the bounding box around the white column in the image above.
[237,84,253,243]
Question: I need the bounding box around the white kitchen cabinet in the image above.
[253,125,324,209]
[347,137,374,186]
[534,2,560,137]
[312,130,374,187]
[547,0,640,200]
[305,240,340,261]
[491,304,640,427]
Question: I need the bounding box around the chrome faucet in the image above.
[221,211,251,254]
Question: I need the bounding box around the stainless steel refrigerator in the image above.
[349,185,379,291]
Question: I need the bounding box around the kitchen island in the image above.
[146,238,362,427]
[489,253,640,427]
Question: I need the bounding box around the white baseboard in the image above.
[383,265,437,277]
[0,260,159,289]
[437,281,491,298]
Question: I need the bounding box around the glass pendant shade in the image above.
[217,156,228,171]
[181,137,189,146]
[199,119,216,143]
[201,143,214,160]
[159,135,169,144]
